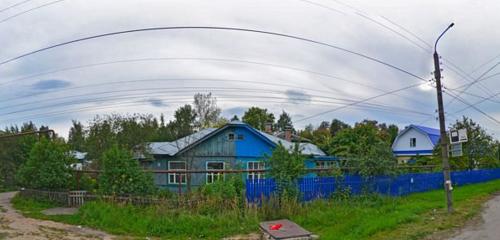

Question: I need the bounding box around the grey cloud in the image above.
[31,79,71,90]
[147,98,168,107]
[285,90,312,104]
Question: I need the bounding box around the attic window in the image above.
[237,134,244,140]
[228,133,235,140]
[410,138,416,147]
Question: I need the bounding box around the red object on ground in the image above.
[270,223,283,230]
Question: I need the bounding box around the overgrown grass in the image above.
[12,179,500,240]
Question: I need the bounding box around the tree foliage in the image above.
[68,120,86,152]
[98,145,156,196]
[266,143,305,197]
[276,111,293,132]
[193,92,221,129]
[242,107,275,131]
[16,138,75,190]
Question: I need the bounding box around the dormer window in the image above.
[410,138,416,147]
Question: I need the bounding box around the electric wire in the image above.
[0,0,65,24]
[0,0,33,14]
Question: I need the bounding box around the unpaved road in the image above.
[0,191,116,240]
[448,194,500,240]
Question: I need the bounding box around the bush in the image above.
[266,143,305,198]
[16,138,75,190]
[98,145,156,196]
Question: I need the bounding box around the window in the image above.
[315,161,335,169]
[247,161,265,180]
[237,134,244,140]
[168,161,186,184]
[410,138,416,147]
[206,162,224,183]
[228,133,235,141]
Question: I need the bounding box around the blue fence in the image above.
[246,168,500,202]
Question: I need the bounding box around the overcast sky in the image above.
[1,0,500,138]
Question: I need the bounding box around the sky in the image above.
[1,0,500,139]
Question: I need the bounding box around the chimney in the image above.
[284,126,292,142]
[265,122,273,134]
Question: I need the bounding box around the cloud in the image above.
[285,90,312,104]
[31,79,71,91]
[223,106,247,118]
[147,98,168,107]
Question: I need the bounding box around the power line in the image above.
[0,93,433,124]
[0,57,431,107]
[294,82,426,122]
[296,0,345,15]
[0,0,33,14]
[444,90,500,125]
[0,26,428,82]
[0,0,65,24]
[0,85,433,119]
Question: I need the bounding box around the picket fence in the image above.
[245,168,500,202]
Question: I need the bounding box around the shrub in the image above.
[98,145,156,196]
[16,138,75,190]
[266,143,305,198]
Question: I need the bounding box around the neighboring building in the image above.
[70,151,88,170]
[392,125,440,163]
[139,121,336,191]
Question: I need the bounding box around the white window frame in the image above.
[206,161,225,184]
[247,161,265,180]
[315,161,335,169]
[168,161,187,185]
[410,138,417,148]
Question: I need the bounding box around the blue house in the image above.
[392,125,440,163]
[140,121,336,191]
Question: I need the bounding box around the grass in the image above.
[11,179,500,240]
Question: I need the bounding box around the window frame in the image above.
[168,161,187,185]
[315,160,335,169]
[206,161,225,184]
[410,137,417,148]
[247,161,265,180]
[228,133,235,141]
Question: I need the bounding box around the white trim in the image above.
[206,161,225,184]
[168,161,187,185]
[247,161,265,180]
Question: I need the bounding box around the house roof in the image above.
[146,121,325,156]
[410,125,441,145]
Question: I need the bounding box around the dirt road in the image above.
[448,194,500,240]
[0,191,116,240]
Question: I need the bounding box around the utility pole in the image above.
[433,23,454,213]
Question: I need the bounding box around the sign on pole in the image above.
[450,128,468,144]
[450,142,463,157]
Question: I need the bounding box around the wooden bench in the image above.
[259,219,313,240]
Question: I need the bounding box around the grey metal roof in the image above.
[146,122,326,156]
[258,131,326,156]
[147,128,217,156]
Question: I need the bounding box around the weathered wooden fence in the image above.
[246,168,500,202]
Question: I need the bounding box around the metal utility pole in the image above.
[433,22,454,213]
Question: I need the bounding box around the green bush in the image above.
[266,143,305,198]
[16,138,75,190]
[98,145,156,196]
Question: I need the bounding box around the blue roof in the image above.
[411,125,440,145]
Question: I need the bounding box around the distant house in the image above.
[392,125,440,163]
[70,151,88,170]
[139,121,337,191]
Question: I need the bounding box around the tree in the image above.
[330,119,350,136]
[276,111,293,132]
[230,115,240,121]
[98,145,155,196]
[68,120,86,151]
[327,120,397,176]
[447,116,499,169]
[193,93,221,129]
[242,107,275,131]
[16,138,75,190]
[266,143,305,197]
[170,104,197,138]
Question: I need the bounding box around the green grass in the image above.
[11,179,500,240]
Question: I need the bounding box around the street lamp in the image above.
[433,22,455,213]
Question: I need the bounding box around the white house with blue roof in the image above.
[392,125,440,163]
[140,121,337,191]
